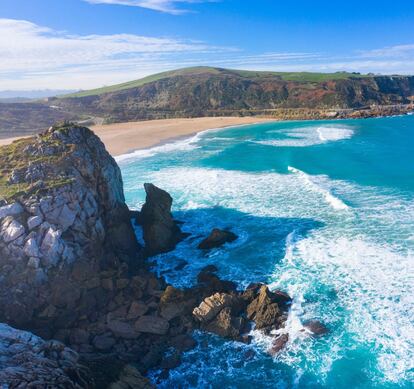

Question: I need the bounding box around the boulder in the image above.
[193,293,237,323]
[159,286,196,320]
[93,334,116,351]
[303,320,329,337]
[269,333,289,355]
[0,323,92,387]
[246,286,285,330]
[107,320,140,340]
[202,307,246,340]
[109,364,154,389]
[198,228,238,250]
[135,315,170,335]
[140,183,184,256]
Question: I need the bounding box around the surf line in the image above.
[288,166,349,211]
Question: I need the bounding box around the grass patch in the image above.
[59,66,370,99]
[0,132,74,203]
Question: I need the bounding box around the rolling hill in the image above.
[1,67,414,135]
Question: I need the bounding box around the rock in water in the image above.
[269,333,289,356]
[303,320,329,337]
[140,183,185,256]
[0,323,92,387]
[198,228,238,250]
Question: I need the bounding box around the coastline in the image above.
[0,117,274,156]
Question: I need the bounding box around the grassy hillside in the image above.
[62,67,368,98]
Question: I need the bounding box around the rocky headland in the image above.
[0,124,326,387]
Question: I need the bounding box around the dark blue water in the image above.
[119,115,414,388]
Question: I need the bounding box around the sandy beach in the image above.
[0,117,274,156]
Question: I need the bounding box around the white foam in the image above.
[256,125,354,147]
[288,166,349,211]
[115,132,203,162]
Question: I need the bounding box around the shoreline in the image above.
[0,117,275,156]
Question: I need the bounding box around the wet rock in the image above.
[246,286,285,330]
[303,320,329,337]
[135,315,170,335]
[169,334,197,352]
[202,307,246,340]
[269,333,289,355]
[193,293,237,323]
[198,228,238,250]
[196,269,237,294]
[140,183,184,256]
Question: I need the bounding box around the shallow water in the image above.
[118,116,414,388]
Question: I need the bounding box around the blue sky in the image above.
[1,0,414,90]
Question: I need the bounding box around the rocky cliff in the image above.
[0,124,325,386]
[54,67,414,123]
[0,123,140,332]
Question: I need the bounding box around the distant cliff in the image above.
[55,67,414,122]
[1,67,413,136]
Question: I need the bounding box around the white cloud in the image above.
[0,18,231,90]
[84,0,214,14]
[359,44,414,59]
[0,18,413,91]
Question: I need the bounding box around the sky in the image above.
[0,0,414,91]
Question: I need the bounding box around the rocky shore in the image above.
[0,124,326,387]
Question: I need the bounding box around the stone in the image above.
[269,333,289,355]
[169,334,197,352]
[127,301,148,319]
[108,320,140,339]
[159,286,195,320]
[109,365,154,389]
[303,320,329,337]
[0,203,23,219]
[93,334,116,351]
[198,228,238,250]
[193,293,236,323]
[23,237,40,258]
[0,323,92,387]
[57,204,77,230]
[140,183,184,256]
[246,286,285,330]
[1,219,25,243]
[203,307,246,340]
[27,257,40,269]
[27,215,43,230]
[69,328,90,344]
[135,315,170,335]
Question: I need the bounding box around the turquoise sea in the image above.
[118,115,414,389]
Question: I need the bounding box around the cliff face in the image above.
[0,124,141,331]
[55,70,414,122]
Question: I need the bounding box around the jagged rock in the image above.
[0,323,92,387]
[196,268,237,294]
[135,315,170,335]
[193,293,237,323]
[202,307,246,340]
[140,183,184,256]
[0,124,142,329]
[246,286,285,330]
[159,286,196,320]
[109,364,154,389]
[198,228,238,250]
[303,320,329,337]
[0,202,23,219]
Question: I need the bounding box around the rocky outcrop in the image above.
[192,277,292,344]
[198,228,238,250]
[0,123,141,332]
[140,183,186,256]
[0,323,91,387]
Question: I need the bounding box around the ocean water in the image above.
[118,116,414,389]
